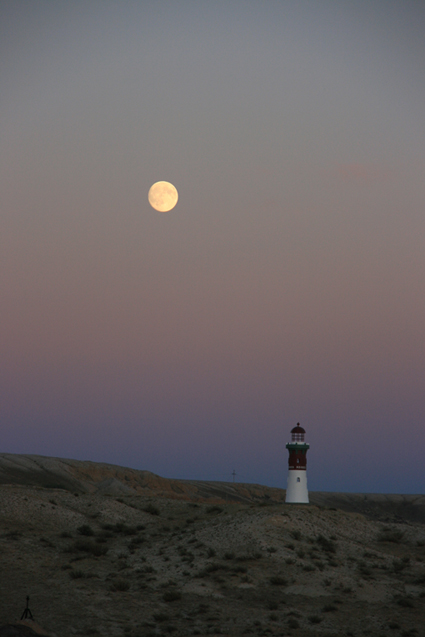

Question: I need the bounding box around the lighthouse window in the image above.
[297,459,300,463]
[297,477,300,482]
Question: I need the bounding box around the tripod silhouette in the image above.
[21,596,34,620]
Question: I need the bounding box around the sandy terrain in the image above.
[0,455,424,637]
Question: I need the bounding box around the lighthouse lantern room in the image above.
[285,423,309,504]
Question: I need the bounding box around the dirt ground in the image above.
[1,478,424,637]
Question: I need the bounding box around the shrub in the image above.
[393,557,409,573]
[290,530,302,541]
[388,622,401,630]
[303,564,315,572]
[73,540,108,557]
[144,503,160,516]
[269,576,287,586]
[224,552,235,560]
[308,615,323,624]
[77,525,94,537]
[110,579,130,592]
[287,619,299,629]
[267,547,277,554]
[163,590,181,602]
[397,597,414,608]
[4,531,21,541]
[60,531,72,538]
[153,613,169,622]
[377,527,405,543]
[106,523,137,535]
[206,506,223,514]
[70,570,86,579]
[316,535,337,553]
[322,604,338,612]
[207,547,216,558]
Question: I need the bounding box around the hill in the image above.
[0,454,424,637]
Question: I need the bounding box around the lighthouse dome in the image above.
[290,423,305,442]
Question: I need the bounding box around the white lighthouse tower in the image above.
[285,423,309,504]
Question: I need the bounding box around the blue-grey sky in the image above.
[1,1,424,493]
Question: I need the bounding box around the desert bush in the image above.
[388,621,401,630]
[60,531,72,538]
[206,506,223,514]
[153,613,170,622]
[73,540,108,556]
[296,548,305,558]
[110,579,130,592]
[77,525,94,536]
[393,557,410,573]
[267,601,278,611]
[40,537,55,548]
[129,537,144,547]
[269,575,287,586]
[316,535,337,553]
[322,604,338,612]
[224,552,235,560]
[413,574,425,584]
[269,613,278,621]
[308,615,323,624]
[267,546,277,554]
[303,564,315,572]
[290,530,302,541]
[70,570,86,579]
[4,531,21,540]
[232,565,247,573]
[377,527,405,543]
[162,590,181,602]
[143,503,160,516]
[357,561,373,579]
[287,618,300,629]
[285,558,295,565]
[397,597,414,608]
[207,547,216,558]
[107,523,137,535]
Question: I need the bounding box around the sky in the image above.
[1,0,424,494]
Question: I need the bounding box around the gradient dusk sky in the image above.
[1,1,424,494]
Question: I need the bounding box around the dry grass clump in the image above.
[77,524,94,536]
[162,589,181,602]
[269,575,287,586]
[376,527,405,543]
[143,503,160,516]
[316,534,337,553]
[69,539,108,557]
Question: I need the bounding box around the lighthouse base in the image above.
[285,470,309,504]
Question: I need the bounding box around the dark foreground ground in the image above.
[0,455,424,637]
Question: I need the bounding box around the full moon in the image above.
[148,181,178,212]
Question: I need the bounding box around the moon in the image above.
[148,181,178,212]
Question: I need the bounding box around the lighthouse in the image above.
[285,423,309,504]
